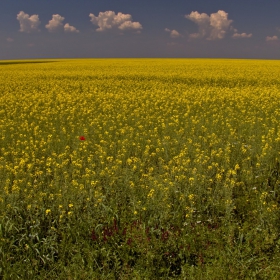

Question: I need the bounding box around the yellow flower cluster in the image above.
[0,58,280,221]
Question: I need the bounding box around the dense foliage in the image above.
[1,59,280,279]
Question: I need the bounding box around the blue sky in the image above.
[0,0,279,59]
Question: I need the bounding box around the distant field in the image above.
[1,59,280,279]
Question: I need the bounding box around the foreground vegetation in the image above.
[1,58,280,279]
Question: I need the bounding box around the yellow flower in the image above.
[234,164,240,171]
[147,189,155,198]
[189,177,195,184]
[188,194,195,200]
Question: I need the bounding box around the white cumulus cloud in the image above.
[232,32,252,39]
[89,11,142,32]
[119,21,142,30]
[185,10,233,40]
[165,28,181,38]
[64,23,79,33]
[46,14,79,33]
[17,11,40,33]
[266,35,278,41]
[46,14,65,32]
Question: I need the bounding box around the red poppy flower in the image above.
[79,136,86,141]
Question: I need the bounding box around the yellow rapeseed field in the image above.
[1,58,280,278]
